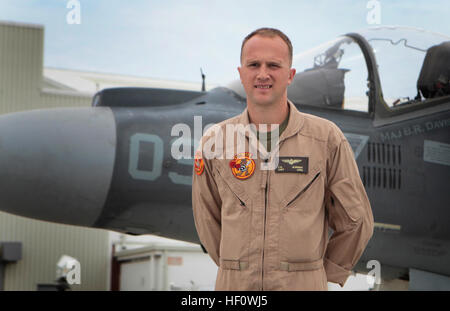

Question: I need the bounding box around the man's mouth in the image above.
[254,85,272,89]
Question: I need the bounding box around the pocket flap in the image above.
[281,166,321,208]
[215,164,251,205]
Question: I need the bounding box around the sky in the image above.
[0,0,449,86]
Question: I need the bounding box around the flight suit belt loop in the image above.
[220,259,249,270]
[280,258,323,272]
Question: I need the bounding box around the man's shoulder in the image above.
[298,111,345,146]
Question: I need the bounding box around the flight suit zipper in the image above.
[261,158,269,290]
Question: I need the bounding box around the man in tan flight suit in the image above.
[192,28,374,290]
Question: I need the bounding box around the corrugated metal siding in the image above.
[0,22,108,291]
[41,90,92,108]
[0,22,43,113]
[0,212,109,290]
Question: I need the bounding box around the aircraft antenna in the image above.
[200,68,206,92]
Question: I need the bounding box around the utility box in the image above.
[0,242,22,290]
[0,242,22,262]
[114,242,217,291]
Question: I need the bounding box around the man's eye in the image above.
[269,64,280,68]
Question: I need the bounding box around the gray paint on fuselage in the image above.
[343,132,369,159]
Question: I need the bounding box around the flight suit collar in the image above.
[237,99,305,158]
[279,99,305,142]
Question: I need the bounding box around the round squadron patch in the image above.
[229,152,255,180]
[194,151,204,176]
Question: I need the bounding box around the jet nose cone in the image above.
[0,107,116,226]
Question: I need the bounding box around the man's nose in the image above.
[256,65,270,80]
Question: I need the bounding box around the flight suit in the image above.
[192,100,374,290]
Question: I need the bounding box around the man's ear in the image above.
[287,68,296,85]
[237,66,242,79]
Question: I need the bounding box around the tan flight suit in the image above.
[192,100,374,290]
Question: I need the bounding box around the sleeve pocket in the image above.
[328,178,362,228]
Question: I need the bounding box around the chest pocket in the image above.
[214,166,251,264]
[278,166,326,263]
[279,166,323,210]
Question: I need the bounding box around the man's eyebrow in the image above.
[245,59,284,65]
[267,58,284,64]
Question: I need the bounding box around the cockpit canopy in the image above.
[228,26,450,113]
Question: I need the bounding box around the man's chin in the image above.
[251,97,275,107]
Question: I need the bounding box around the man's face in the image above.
[238,35,296,107]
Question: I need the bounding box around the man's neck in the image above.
[247,96,289,132]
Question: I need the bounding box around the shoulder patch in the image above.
[194,151,205,176]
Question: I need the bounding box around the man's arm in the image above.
[324,130,374,287]
[192,151,222,267]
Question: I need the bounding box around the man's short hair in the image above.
[240,27,293,67]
